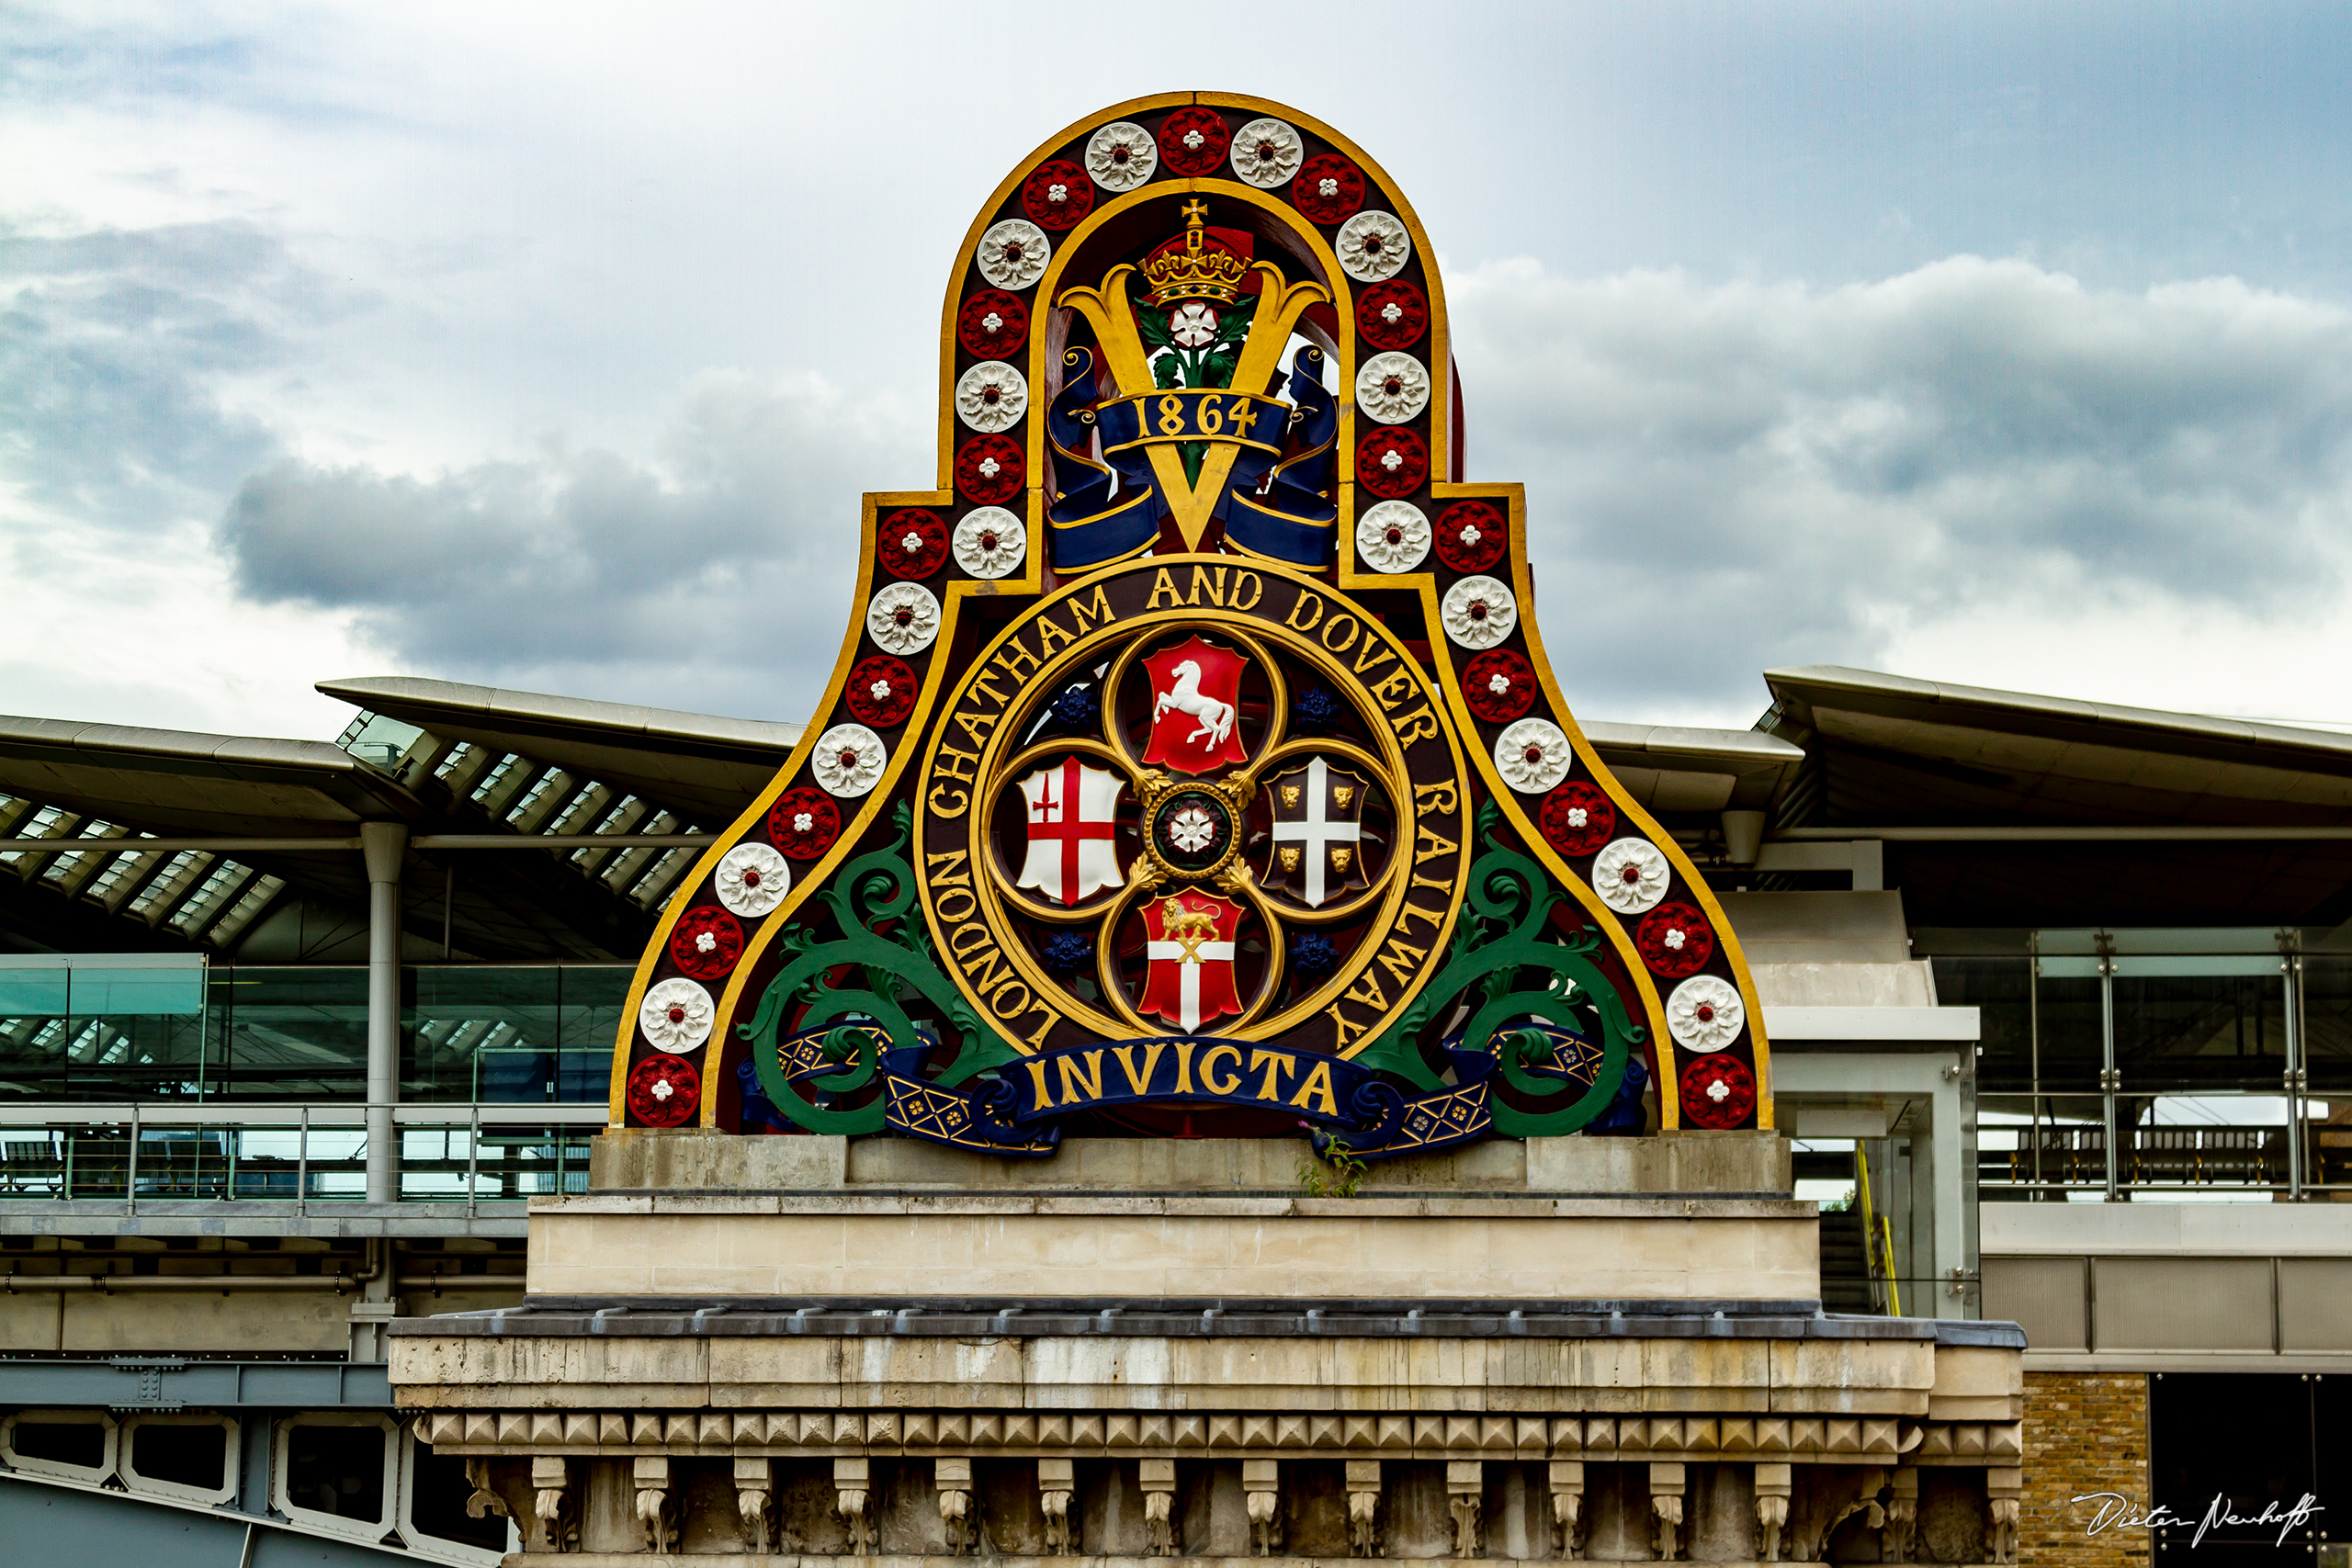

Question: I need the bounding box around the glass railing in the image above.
[0,1108,600,1205]
[0,961,630,1105]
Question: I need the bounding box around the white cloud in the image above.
[1453,256,2352,726]
[216,370,922,724]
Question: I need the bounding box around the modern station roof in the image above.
[1762,666,2352,929]
[7,660,2350,955]
[316,677,801,827]
[0,677,805,961]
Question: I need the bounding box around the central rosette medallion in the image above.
[917,558,1472,1054]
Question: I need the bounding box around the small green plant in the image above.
[1297,1139,1369,1199]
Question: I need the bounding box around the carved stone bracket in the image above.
[1987,1466,2023,1564]
[935,1457,977,1555]
[1039,1457,1077,1553]
[735,1456,778,1553]
[1445,1460,1484,1558]
[1882,1467,1918,1563]
[463,1457,508,1522]
[530,1454,578,1555]
[1648,1461,1685,1562]
[1547,1460,1585,1561]
[1244,1458,1283,1557]
[835,1456,876,1555]
[1345,1458,1383,1558]
[1140,1457,1181,1557]
[1753,1461,1792,1563]
[633,1455,676,1554]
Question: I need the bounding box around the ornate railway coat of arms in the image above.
[605,94,1773,1158]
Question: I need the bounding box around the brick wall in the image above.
[2021,1371,2150,1566]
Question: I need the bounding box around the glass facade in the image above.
[0,959,628,1104]
[1935,933,2343,1198]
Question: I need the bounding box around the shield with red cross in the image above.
[1138,890,1245,1033]
[1013,757,1125,905]
[1139,637,1250,775]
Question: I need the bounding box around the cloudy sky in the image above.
[10,1,2352,741]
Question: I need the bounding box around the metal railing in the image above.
[0,1104,604,1208]
[1979,1122,2352,1193]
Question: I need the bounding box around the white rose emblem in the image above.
[1591,838,1670,915]
[812,723,887,798]
[1487,672,1512,696]
[1356,352,1430,424]
[1667,976,1745,1053]
[1441,575,1518,649]
[1335,209,1411,283]
[1355,502,1430,572]
[1085,121,1157,191]
[1169,301,1220,348]
[867,581,941,655]
[715,841,791,917]
[1229,117,1304,187]
[976,219,1049,290]
[639,977,715,1052]
[953,506,1026,579]
[792,812,814,834]
[956,361,1028,434]
[1495,718,1570,794]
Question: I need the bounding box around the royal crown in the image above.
[1138,201,1253,308]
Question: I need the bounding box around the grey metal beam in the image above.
[0,1358,393,1409]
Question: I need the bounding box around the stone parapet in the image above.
[586,1134,1793,1197]
[521,1191,1820,1302]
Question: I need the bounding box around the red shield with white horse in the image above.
[1139,637,1250,774]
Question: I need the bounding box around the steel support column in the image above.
[359,821,406,1203]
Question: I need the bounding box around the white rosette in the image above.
[1667,975,1746,1054]
[1440,575,1518,649]
[1230,117,1304,187]
[955,361,1028,434]
[1085,121,1157,190]
[1355,501,1430,572]
[953,506,1026,579]
[866,581,941,655]
[1495,718,1570,794]
[1336,209,1411,282]
[977,219,1049,290]
[639,976,715,1053]
[1592,837,1671,915]
[714,841,790,917]
[1356,352,1430,424]
[812,722,887,798]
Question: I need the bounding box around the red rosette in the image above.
[627,1052,702,1129]
[767,786,841,861]
[1357,280,1429,352]
[1540,781,1616,857]
[956,435,1024,505]
[1021,159,1095,231]
[1356,427,1428,499]
[845,654,920,728]
[1157,107,1229,175]
[877,509,950,581]
[957,289,1028,359]
[1679,1055,1756,1129]
[1636,902,1716,979]
[1291,153,1366,224]
[1462,649,1538,724]
[1434,502,1508,573]
[667,905,745,981]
